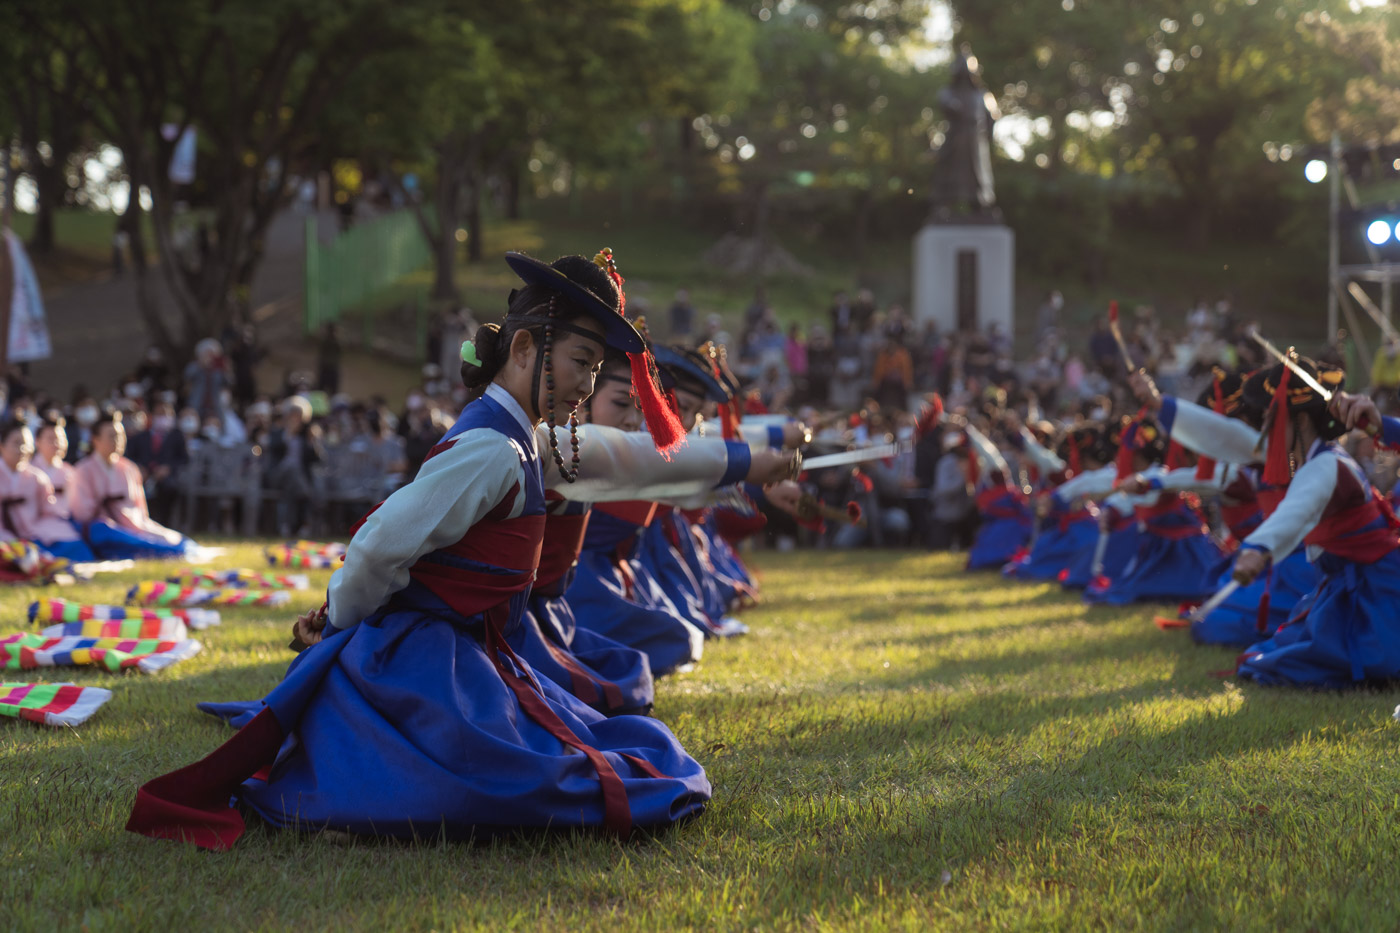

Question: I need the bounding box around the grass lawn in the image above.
[4,544,1399,930]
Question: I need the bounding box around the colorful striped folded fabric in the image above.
[39,618,188,641]
[0,682,112,726]
[264,541,344,569]
[290,540,346,557]
[29,598,221,631]
[126,582,291,609]
[168,568,310,591]
[0,540,71,583]
[0,633,201,673]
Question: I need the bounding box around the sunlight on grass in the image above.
[3,545,1398,930]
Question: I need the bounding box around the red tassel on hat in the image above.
[1165,440,1186,471]
[1262,367,1293,487]
[1195,375,1225,481]
[1067,433,1082,479]
[595,249,685,455]
[964,434,980,487]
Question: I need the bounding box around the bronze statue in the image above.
[930,52,1001,222]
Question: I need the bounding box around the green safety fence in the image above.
[303,210,431,344]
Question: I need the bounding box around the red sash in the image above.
[1257,486,1287,518]
[1304,493,1400,564]
[535,513,591,590]
[407,515,546,619]
[1136,494,1208,540]
[594,500,659,528]
[976,485,1026,520]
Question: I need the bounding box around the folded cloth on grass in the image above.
[126,582,290,609]
[1,633,201,673]
[168,568,309,590]
[30,598,220,631]
[0,682,112,726]
[0,540,71,584]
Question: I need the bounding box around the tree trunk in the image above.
[30,168,57,255]
[853,185,874,284]
[503,161,522,221]
[0,230,12,375]
[431,143,463,301]
[464,133,484,264]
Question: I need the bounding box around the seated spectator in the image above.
[73,412,195,559]
[930,439,975,551]
[33,416,77,519]
[0,419,94,562]
[126,401,190,526]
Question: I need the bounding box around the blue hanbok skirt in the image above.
[1084,525,1224,606]
[1237,549,1400,688]
[178,579,709,841]
[1060,521,1141,589]
[1003,511,1098,581]
[1189,546,1320,647]
[967,489,1031,571]
[86,520,193,560]
[637,520,729,637]
[567,547,705,677]
[511,598,654,716]
[700,515,758,602]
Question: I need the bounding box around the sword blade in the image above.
[801,443,905,470]
[1187,579,1241,623]
[1247,329,1333,401]
[1347,281,1400,340]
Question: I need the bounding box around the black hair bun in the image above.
[461,323,504,389]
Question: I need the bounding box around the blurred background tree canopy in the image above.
[3,0,1398,354]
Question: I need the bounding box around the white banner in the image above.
[4,229,52,363]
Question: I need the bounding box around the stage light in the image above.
[1367,219,1392,245]
[1305,159,1328,184]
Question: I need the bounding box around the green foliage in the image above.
[5,545,1400,929]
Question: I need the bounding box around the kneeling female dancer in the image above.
[128,251,720,848]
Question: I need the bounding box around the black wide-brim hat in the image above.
[1243,358,1347,439]
[505,251,643,353]
[652,345,729,402]
[1196,367,1249,418]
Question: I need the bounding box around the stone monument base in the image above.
[912,223,1014,336]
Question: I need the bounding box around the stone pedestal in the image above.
[912,223,1014,335]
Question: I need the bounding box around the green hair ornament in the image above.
[460,340,482,367]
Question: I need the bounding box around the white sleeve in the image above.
[1053,465,1118,502]
[964,425,1010,483]
[540,424,743,502]
[1241,452,1338,559]
[1103,491,1137,516]
[325,428,522,630]
[1019,427,1066,475]
[1162,397,1261,465]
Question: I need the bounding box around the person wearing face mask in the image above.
[66,399,100,463]
[127,402,190,526]
[73,412,195,559]
[0,418,95,563]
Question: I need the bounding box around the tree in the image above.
[16,0,428,360]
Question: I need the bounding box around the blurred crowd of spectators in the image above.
[16,282,1392,552]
